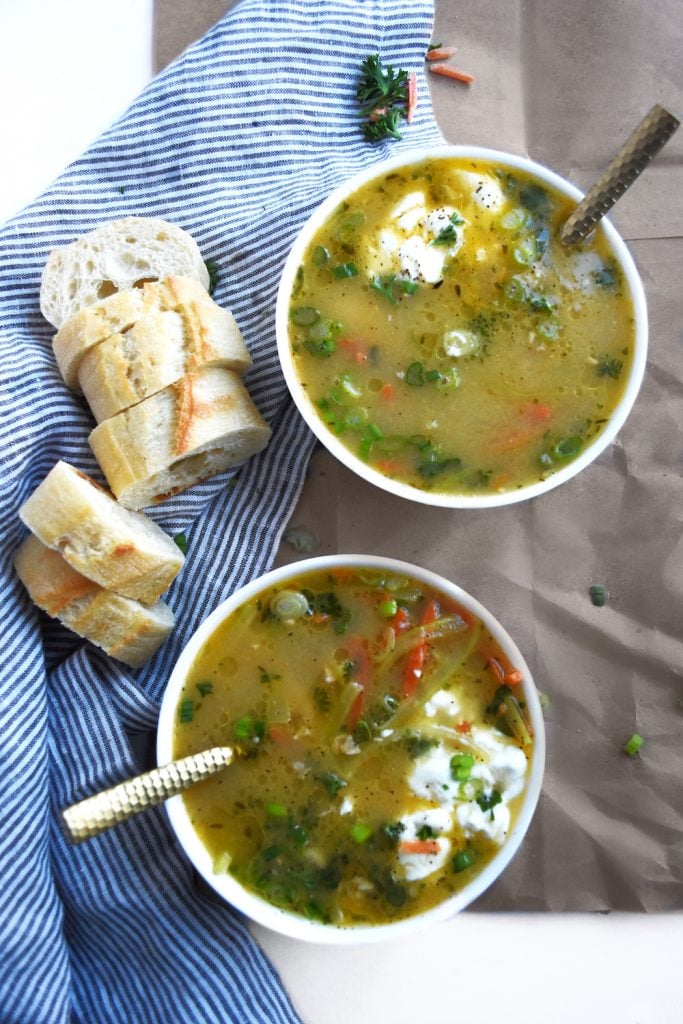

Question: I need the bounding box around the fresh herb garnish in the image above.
[417,824,436,840]
[319,771,347,798]
[371,274,419,304]
[313,686,332,713]
[197,681,213,697]
[234,716,266,743]
[178,699,194,724]
[205,259,219,295]
[404,732,438,759]
[592,264,617,288]
[173,532,188,554]
[301,589,352,634]
[596,356,623,379]
[476,789,502,817]
[258,666,281,684]
[357,54,409,141]
[332,261,359,279]
[430,211,465,246]
[381,821,406,845]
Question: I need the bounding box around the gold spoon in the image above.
[560,103,680,246]
[61,746,235,843]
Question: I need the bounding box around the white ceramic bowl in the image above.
[157,554,545,944]
[276,146,648,508]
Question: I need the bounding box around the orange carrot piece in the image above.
[456,721,472,734]
[426,47,456,61]
[406,72,418,123]
[429,63,476,85]
[506,670,524,686]
[376,459,402,475]
[340,338,368,364]
[399,839,441,855]
[521,402,553,423]
[380,383,394,399]
[402,599,441,697]
[391,606,412,633]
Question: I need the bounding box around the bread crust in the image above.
[89,367,272,509]
[77,301,251,422]
[40,217,210,329]
[14,535,175,667]
[19,461,184,604]
[52,275,214,388]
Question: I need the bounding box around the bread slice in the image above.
[18,461,184,604]
[15,534,174,667]
[77,303,252,423]
[40,217,210,330]
[52,275,213,388]
[89,367,272,509]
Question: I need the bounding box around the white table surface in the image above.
[1,2,679,1021]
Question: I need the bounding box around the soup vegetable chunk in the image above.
[172,567,535,927]
[287,157,635,495]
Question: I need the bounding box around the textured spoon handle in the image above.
[560,104,680,245]
[61,746,234,843]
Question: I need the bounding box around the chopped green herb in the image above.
[589,584,607,607]
[319,771,347,798]
[178,699,194,724]
[430,211,465,246]
[204,259,219,295]
[417,824,436,840]
[381,821,406,845]
[453,849,475,872]
[313,686,332,713]
[357,54,409,142]
[197,681,213,697]
[304,337,336,357]
[173,532,188,554]
[476,789,502,818]
[624,733,644,756]
[333,262,359,279]
[404,732,438,759]
[427,41,443,52]
[596,356,623,379]
[487,684,512,716]
[371,274,419,304]
[234,717,266,743]
[592,264,617,288]
[258,666,281,684]
[301,589,352,634]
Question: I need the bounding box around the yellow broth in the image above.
[287,157,635,495]
[172,567,535,927]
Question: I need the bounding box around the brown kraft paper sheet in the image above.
[155,0,683,911]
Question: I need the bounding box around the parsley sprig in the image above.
[357,54,409,142]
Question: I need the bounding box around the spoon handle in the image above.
[61,745,235,843]
[560,104,680,246]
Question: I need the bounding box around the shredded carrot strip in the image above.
[456,721,472,734]
[380,383,394,399]
[506,670,524,686]
[426,47,456,61]
[429,64,476,85]
[376,459,402,475]
[399,839,441,855]
[406,72,418,123]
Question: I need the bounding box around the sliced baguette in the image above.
[52,275,213,388]
[89,367,272,509]
[40,217,210,330]
[78,303,252,423]
[15,534,174,667]
[18,461,184,604]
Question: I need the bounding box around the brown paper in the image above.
[154,0,683,912]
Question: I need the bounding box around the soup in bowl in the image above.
[157,555,545,942]
[276,147,647,507]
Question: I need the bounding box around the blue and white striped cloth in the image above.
[0,2,442,1020]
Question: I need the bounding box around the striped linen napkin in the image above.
[0,1,442,1020]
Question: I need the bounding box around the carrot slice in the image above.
[429,64,476,85]
[407,72,418,123]
[426,47,456,61]
[399,839,441,855]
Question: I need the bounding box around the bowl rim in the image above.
[275,144,648,509]
[157,553,546,944]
